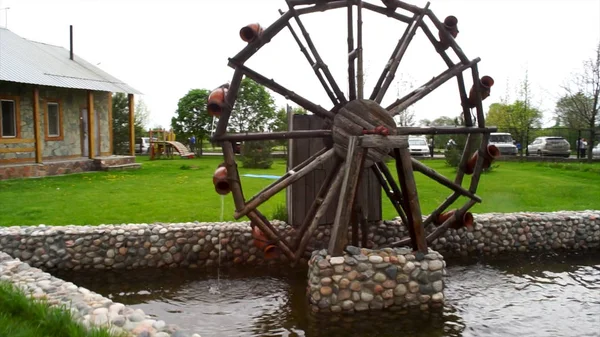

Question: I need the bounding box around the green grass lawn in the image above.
[0,157,598,227]
[0,282,123,337]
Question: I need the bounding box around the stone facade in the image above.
[0,81,112,165]
[0,156,136,180]
[307,247,445,313]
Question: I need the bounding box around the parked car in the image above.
[526,136,570,158]
[489,132,518,156]
[593,143,600,159]
[408,136,429,156]
[135,137,156,154]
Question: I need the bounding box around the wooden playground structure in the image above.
[148,128,195,160]
[207,0,500,262]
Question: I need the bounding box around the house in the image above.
[0,26,140,180]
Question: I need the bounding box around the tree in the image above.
[112,93,148,154]
[170,89,213,155]
[228,78,277,133]
[554,42,600,161]
[391,78,416,127]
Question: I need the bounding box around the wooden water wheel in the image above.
[209,0,499,262]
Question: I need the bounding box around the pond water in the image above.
[54,252,600,337]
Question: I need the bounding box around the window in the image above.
[44,100,63,141]
[1,99,17,138]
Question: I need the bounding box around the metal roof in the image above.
[0,28,141,94]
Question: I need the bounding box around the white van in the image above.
[408,136,430,156]
[489,132,518,156]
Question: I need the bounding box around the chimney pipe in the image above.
[69,25,73,60]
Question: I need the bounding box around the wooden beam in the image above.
[329,136,367,255]
[234,148,335,219]
[394,126,496,135]
[0,147,35,153]
[128,94,135,156]
[359,135,408,148]
[361,2,412,24]
[394,147,427,252]
[214,69,243,137]
[222,141,246,210]
[107,93,113,155]
[371,163,408,225]
[0,138,35,144]
[247,210,295,261]
[411,158,482,202]
[87,91,95,159]
[32,88,42,163]
[212,129,331,142]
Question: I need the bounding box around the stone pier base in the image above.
[307,246,446,313]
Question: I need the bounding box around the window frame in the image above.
[0,96,21,139]
[43,99,64,141]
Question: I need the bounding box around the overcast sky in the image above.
[1,0,599,129]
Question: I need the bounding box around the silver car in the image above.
[526,137,570,158]
[593,143,600,159]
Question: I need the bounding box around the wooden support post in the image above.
[356,0,364,99]
[32,88,42,163]
[87,91,95,159]
[394,148,427,252]
[214,69,243,137]
[222,141,246,210]
[128,94,135,156]
[328,137,367,255]
[371,163,408,225]
[107,93,113,155]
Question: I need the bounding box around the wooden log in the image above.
[381,0,424,14]
[425,199,476,243]
[394,126,497,136]
[279,9,338,106]
[454,134,476,185]
[411,158,482,202]
[329,137,367,255]
[425,9,470,65]
[287,2,347,105]
[212,129,332,142]
[229,59,335,120]
[288,0,344,6]
[360,210,369,247]
[371,163,408,225]
[294,167,345,261]
[247,210,295,261]
[214,69,244,137]
[234,148,335,219]
[372,4,428,103]
[222,141,246,210]
[470,63,486,128]
[394,148,427,252]
[468,132,491,193]
[356,0,364,99]
[359,135,408,149]
[296,0,349,14]
[347,2,356,101]
[387,59,480,114]
[361,2,412,23]
[293,157,342,249]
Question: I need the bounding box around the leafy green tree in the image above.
[229,78,277,133]
[170,89,213,155]
[486,100,542,149]
[112,93,148,154]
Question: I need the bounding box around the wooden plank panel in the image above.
[0,147,35,153]
[33,87,42,163]
[0,138,35,144]
[291,114,310,227]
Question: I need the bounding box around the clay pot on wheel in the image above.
[465,144,501,175]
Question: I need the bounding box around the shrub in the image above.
[271,203,288,223]
[240,141,274,169]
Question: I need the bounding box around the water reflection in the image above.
[54,252,600,337]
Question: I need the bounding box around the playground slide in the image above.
[166,141,195,159]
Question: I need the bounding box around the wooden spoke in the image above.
[347,2,356,101]
[454,133,476,185]
[468,132,491,193]
[393,148,427,252]
[296,1,349,14]
[279,9,338,106]
[381,0,424,15]
[287,1,347,105]
[411,158,482,203]
[470,63,486,128]
[222,141,246,211]
[419,22,473,127]
[329,137,368,255]
[229,60,335,119]
[371,4,428,103]
[362,2,412,24]
[288,0,342,6]
[356,0,364,99]
[425,199,476,243]
[213,129,332,142]
[394,126,497,136]
[387,58,480,114]
[214,69,243,137]
[293,157,343,249]
[371,162,409,225]
[294,163,345,261]
[234,148,335,219]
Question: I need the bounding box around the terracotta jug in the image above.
[212,166,230,195]
[465,144,500,174]
[438,16,458,50]
[240,23,263,42]
[207,87,227,117]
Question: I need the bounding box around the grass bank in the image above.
[0,157,598,227]
[0,281,122,337]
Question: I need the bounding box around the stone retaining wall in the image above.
[307,247,445,313]
[0,211,598,272]
[0,252,200,337]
